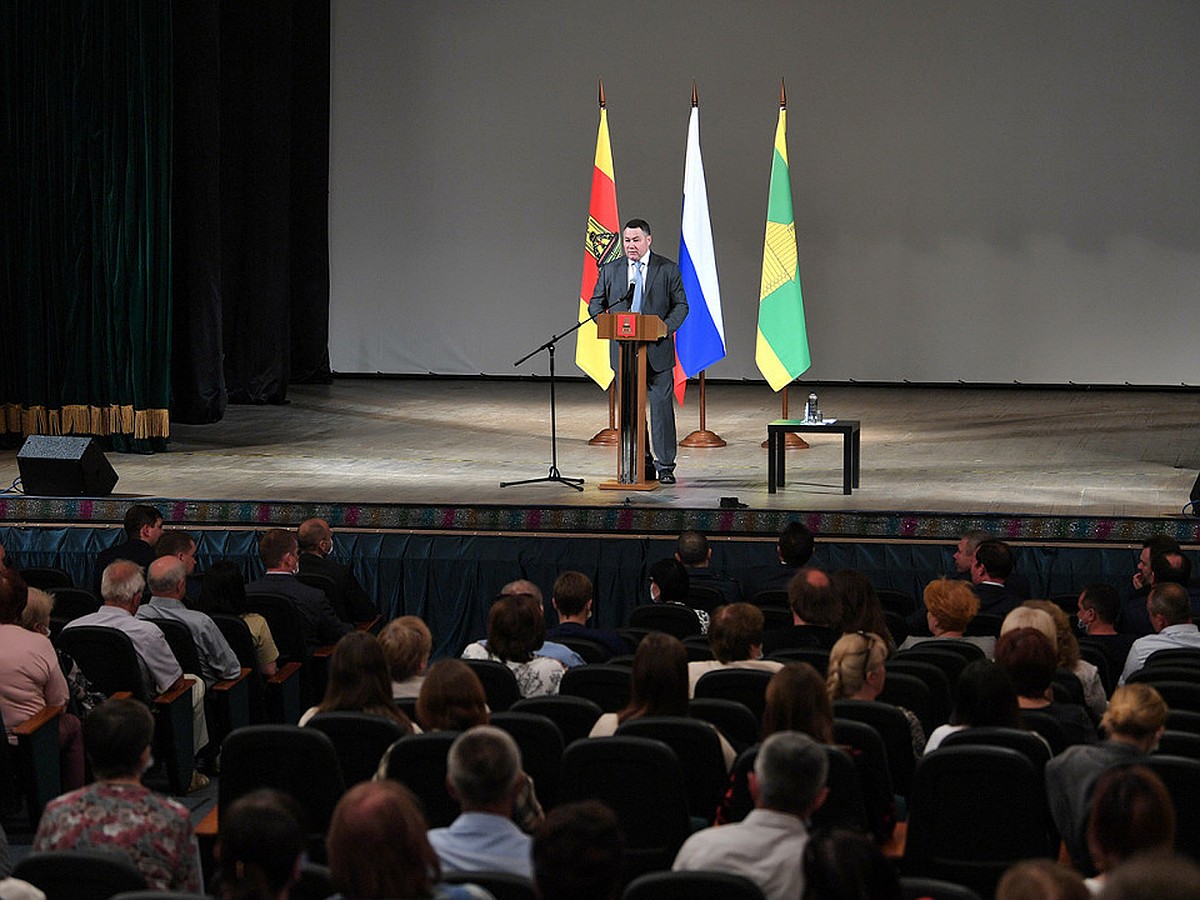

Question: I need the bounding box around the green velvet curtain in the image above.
[1,1,173,453]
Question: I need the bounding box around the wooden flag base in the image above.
[589,383,619,445]
[761,384,809,449]
[599,478,659,491]
[681,429,727,448]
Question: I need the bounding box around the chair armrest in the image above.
[155,676,196,706]
[196,805,220,838]
[313,644,337,659]
[212,668,253,693]
[12,704,63,737]
[355,614,382,633]
[110,691,134,700]
[268,661,302,685]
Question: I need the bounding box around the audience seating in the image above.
[834,699,917,797]
[554,634,610,664]
[939,726,1052,772]
[688,697,760,754]
[1077,641,1115,696]
[19,566,74,590]
[0,703,64,828]
[876,670,936,738]
[380,731,459,827]
[615,627,650,650]
[876,588,916,616]
[559,664,632,713]
[48,586,101,623]
[686,584,725,613]
[460,658,521,712]
[490,711,565,809]
[220,724,347,860]
[560,736,691,881]
[1141,754,1200,862]
[56,625,195,794]
[766,645,830,671]
[148,618,252,746]
[511,695,603,746]
[616,716,728,821]
[622,869,766,900]
[758,607,792,630]
[1017,710,1071,756]
[898,876,983,900]
[243,591,334,705]
[110,893,209,900]
[14,849,147,900]
[922,639,985,663]
[289,862,336,900]
[750,589,788,609]
[443,871,537,900]
[211,612,303,724]
[1051,668,1087,709]
[693,668,773,722]
[627,604,701,639]
[884,660,952,731]
[1145,648,1200,668]
[963,614,1002,637]
[1156,730,1200,760]
[904,745,1057,897]
[831,717,896,830]
[884,609,909,645]
[895,645,971,687]
[681,635,714,661]
[1124,678,1200,713]
[1166,708,1200,736]
[305,711,410,786]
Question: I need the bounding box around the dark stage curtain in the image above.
[1,1,173,452]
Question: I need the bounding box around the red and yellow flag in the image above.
[575,93,621,389]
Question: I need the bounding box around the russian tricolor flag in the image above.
[673,103,726,405]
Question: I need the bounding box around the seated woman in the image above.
[461,592,566,698]
[299,631,415,731]
[1045,683,1167,872]
[1085,764,1176,894]
[1021,600,1107,720]
[326,780,489,900]
[201,560,279,676]
[398,658,542,833]
[924,658,1026,752]
[831,570,895,655]
[827,631,925,756]
[216,788,304,900]
[33,698,202,893]
[994,626,1096,746]
[0,571,85,789]
[898,578,994,656]
[19,585,106,720]
[588,632,735,770]
[379,616,432,701]
[648,558,709,634]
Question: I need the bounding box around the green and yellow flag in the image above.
[575,95,621,389]
[755,101,811,392]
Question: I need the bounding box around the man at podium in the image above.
[588,218,689,483]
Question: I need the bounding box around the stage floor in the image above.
[3,379,1195,521]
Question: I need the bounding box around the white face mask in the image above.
[650,583,660,602]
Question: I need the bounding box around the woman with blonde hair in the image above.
[379,616,432,701]
[1044,682,1168,871]
[827,631,924,756]
[898,578,994,656]
[1021,599,1106,720]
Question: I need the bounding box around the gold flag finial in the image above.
[691,80,698,108]
[779,78,787,109]
[598,79,606,109]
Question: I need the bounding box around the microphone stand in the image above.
[501,289,634,491]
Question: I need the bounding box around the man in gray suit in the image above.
[588,218,688,483]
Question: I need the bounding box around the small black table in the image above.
[767,419,861,495]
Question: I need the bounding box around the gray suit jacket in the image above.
[588,252,688,372]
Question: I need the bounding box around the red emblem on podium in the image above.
[616,313,637,337]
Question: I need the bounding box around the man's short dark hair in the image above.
[974,539,1014,580]
[84,697,155,779]
[1080,583,1120,624]
[155,530,195,559]
[123,504,162,539]
[552,571,592,617]
[778,521,815,567]
[648,558,689,606]
[676,530,709,566]
[1151,552,1192,587]
[533,800,625,900]
[623,218,651,235]
[1143,534,1182,556]
[259,528,297,568]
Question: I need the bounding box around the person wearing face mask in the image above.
[33,697,203,893]
[648,558,709,635]
[246,528,350,654]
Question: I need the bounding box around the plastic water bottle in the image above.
[806,392,820,422]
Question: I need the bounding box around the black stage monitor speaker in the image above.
[17,435,119,497]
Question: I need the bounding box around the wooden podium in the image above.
[595,312,667,490]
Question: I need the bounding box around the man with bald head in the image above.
[297,517,377,624]
[138,556,240,688]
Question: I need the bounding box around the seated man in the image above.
[673,731,828,899]
[63,560,209,787]
[297,517,378,624]
[761,567,841,654]
[93,504,163,596]
[246,528,351,654]
[676,530,741,606]
[154,529,203,603]
[1120,535,1180,636]
[33,698,202,892]
[969,539,1024,619]
[755,521,815,596]
[688,603,784,696]
[137,556,241,687]
[1076,583,1136,677]
[545,571,627,660]
[533,800,624,900]
[1120,582,1200,684]
[428,725,533,878]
